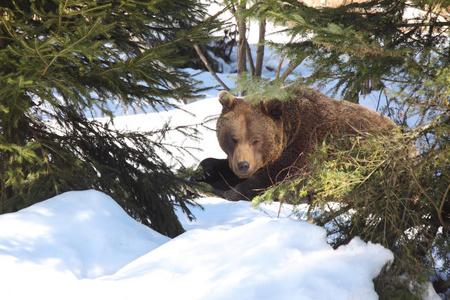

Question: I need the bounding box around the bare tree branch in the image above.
[193,43,230,91]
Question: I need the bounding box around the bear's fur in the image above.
[200,86,396,201]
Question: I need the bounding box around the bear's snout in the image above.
[237,161,250,173]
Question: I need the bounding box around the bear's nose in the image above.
[237,161,250,173]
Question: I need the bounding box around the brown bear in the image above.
[199,86,396,201]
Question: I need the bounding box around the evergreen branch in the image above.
[0,17,14,38]
[408,164,448,230]
[56,0,69,36]
[41,17,103,77]
[34,38,49,67]
[75,3,112,17]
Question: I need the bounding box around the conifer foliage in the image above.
[0,0,214,237]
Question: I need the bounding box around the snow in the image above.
[0,191,394,300]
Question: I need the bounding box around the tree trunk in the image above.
[246,41,255,76]
[255,19,266,77]
[236,3,247,76]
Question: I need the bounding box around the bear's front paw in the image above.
[196,158,226,183]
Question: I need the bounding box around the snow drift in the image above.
[0,190,393,300]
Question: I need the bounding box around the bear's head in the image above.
[216,91,284,178]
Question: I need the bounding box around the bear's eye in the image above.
[231,137,238,144]
[252,140,260,145]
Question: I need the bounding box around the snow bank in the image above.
[0,190,168,280]
[0,191,393,300]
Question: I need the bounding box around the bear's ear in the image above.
[261,99,283,120]
[218,91,237,112]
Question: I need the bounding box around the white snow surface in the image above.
[0,190,393,300]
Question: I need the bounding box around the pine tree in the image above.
[0,0,217,237]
